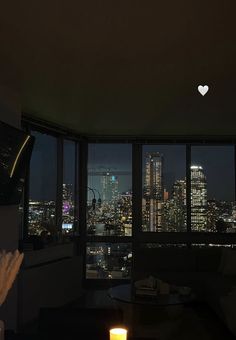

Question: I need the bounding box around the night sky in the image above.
[30,135,235,202]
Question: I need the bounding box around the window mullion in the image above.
[186,144,192,234]
[56,137,63,236]
[78,141,88,286]
[74,141,79,234]
[132,143,142,284]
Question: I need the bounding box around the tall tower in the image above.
[172,179,186,231]
[111,175,119,202]
[63,183,73,202]
[143,152,163,231]
[101,172,119,202]
[191,165,207,231]
[101,172,110,202]
[62,183,73,214]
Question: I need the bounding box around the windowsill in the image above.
[23,243,75,268]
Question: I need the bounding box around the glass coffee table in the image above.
[109,284,196,339]
[109,283,195,307]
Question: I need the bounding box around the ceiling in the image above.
[0,1,236,136]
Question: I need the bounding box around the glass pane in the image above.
[86,243,132,279]
[142,145,186,232]
[87,144,132,236]
[28,131,57,240]
[191,146,235,232]
[62,140,76,235]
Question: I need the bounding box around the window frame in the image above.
[22,115,236,288]
[21,117,81,242]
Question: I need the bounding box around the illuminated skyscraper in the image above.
[62,183,74,231]
[172,179,186,231]
[101,172,119,202]
[111,175,119,201]
[143,152,163,231]
[63,183,73,202]
[207,200,219,232]
[162,179,186,232]
[62,183,73,214]
[191,165,207,231]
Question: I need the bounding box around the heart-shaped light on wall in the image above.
[198,85,209,96]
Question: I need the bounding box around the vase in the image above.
[0,320,4,340]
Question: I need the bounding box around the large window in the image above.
[22,118,236,282]
[87,144,132,236]
[86,144,132,280]
[28,131,57,238]
[25,126,79,245]
[142,145,186,232]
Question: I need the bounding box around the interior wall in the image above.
[18,251,83,328]
[0,85,21,330]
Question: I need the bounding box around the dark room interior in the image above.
[0,1,236,339]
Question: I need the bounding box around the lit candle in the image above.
[109,328,127,340]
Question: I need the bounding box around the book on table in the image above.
[135,287,157,297]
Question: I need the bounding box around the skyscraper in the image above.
[143,152,163,231]
[191,165,207,231]
[63,183,73,202]
[101,172,119,202]
[172,179,186,231]
[62,183,73,214]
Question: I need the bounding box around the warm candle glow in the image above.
[110,328,127,340]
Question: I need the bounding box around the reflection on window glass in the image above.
[141,243,187,248]
[87,144,132,236]
[191,244,234,248]
[142,145,186,232]
[86,243,132,279]
[28,131,57,238]
[191,146,235,232]
[62,140,76,235]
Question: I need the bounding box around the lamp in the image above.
[92,188,102,208]
[109,328,127,340]
[87,187,96,210]
[87,187,102,210]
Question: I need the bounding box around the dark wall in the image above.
[0,85,21,330]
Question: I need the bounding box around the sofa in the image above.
[134,246,236,335]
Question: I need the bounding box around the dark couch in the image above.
[134,247,236,335]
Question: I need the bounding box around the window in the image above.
[87,144,132,236]
[191,146,235,232]
[142,145,186,232]
[28,131,57,238]
[24,125,79,245]
[85,144,132,280]
[22,116,236,282]
[86,243,132,279]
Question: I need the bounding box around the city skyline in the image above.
[29,160,236,235]
[28,140,236,238]
[30,140,235,202]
